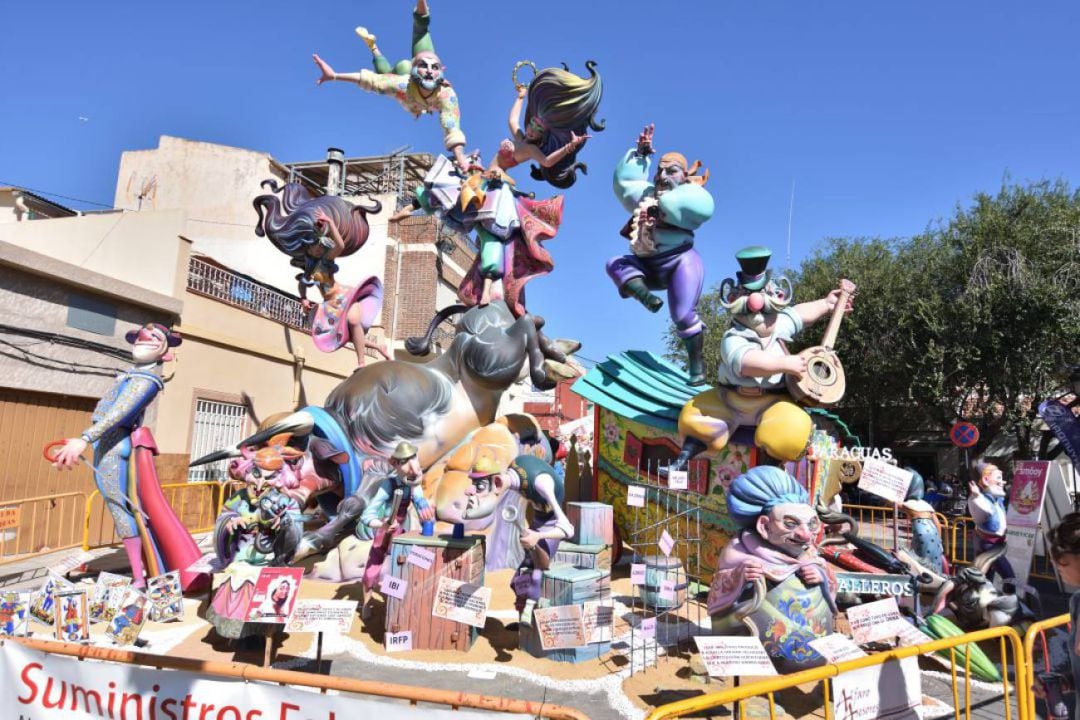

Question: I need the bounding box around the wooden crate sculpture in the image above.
[520,565,613,663]
[552,542,611,572]
[384,534,485,652]
[567,502,614,546]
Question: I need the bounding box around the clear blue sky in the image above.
[3,2,1078,365]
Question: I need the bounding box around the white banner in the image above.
[0,641,530,720]
[1005,460,1051,585]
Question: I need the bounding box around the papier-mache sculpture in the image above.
[967,461,1014,581]
[214,433,304,567]
[707,466,836,674]
[606,124,714,385]
[314,0,469,171]
[49,323,202,589]
[253,180,384,369]
[668,247,854,474]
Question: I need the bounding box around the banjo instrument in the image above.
[785,279,856,406]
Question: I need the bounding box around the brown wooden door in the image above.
[0,387,107,555]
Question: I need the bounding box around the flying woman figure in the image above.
[395,62,604,317]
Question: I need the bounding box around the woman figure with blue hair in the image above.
[707,466,836,673]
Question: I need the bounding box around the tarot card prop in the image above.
[147,571,183,622]
[0,591,30,636]
[89,572,131,623]
[106,588,149,646]
[30,572,73,626]
[55,590,89,643]
[248,567,302,624]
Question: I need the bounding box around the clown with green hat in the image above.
[665,246,855,474]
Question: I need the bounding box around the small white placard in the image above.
[407,546,436,570]
[533,605,587,650]
[432,576,491,629]
[185,553,215,574]
[808,633,868,663]
[659,579,676,601]
[640,617,656,639]
[694,635,779,677]
[386,630,412,652]
[286,599,359,634]
[48,551,95,577]
[845,597,907,644]
[857,459,913,505]
[658,529,675,557]
[630,564,647,586]
[627,485,646,507]
[582,601,614,643]
[380,575,408,601]
[895,623,934,648]
[832,656,921,719]
[467,669,497,680]
[668,470,688,491]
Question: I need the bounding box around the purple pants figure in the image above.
[976,535,1016,582]
[606,244,705,338]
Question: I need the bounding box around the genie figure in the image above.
[967,461,1014,581]
[606,124,714,384]
[707,466,836,674]
[667,247,854,474]
[313,0,468,171]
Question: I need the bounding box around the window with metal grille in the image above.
[187,398,247,482]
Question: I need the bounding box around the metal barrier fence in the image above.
[5,637,590,719]
[0,492,89,564]
[83,482,227,550]
[1022,613,1071,720]
[645,625,1026,720]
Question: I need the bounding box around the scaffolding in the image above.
[285,146,434,209]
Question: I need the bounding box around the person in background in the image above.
[1040,512,1080,719]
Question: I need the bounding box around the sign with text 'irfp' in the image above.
[857,459,913,505]
[693,636,778,677]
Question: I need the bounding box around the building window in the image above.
[187,398,247,482]
[66,292,117,336]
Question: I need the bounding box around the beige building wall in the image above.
[0,209,191,300]
[113,136,394,308]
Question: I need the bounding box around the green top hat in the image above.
[735,246,772,291]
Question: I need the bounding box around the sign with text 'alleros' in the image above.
[835,572,915,597]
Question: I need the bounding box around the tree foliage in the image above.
[665,180,1080,457]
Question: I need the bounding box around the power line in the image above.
[0,180,114,209]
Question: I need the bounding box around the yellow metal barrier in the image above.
[1022,613,1070,720]
[83,482,226,550]
[645,625,1026,720]
[0,492,89,565]
[950,515,1055,580]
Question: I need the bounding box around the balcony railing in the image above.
[187,256,308,330]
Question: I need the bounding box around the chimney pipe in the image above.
[325,148,345,196]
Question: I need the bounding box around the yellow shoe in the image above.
[354,26,377,50]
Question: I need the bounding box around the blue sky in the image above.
[2,2,1078,365]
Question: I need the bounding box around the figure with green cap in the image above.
[313,0,469,172]
[606,124,715,384]
[359,440,435,613]
[666,246,855,473]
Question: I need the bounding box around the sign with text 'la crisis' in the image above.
[0,640,531,720]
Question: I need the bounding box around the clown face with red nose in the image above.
[49,323,194,588]
[667,246,854,477]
